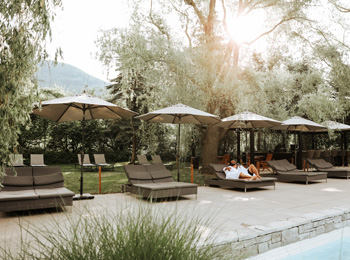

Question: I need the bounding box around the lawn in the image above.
[58,162,207,195]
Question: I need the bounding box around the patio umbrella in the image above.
[216,111,282,164]
[272,116,326,168]
[135,103,221,181]
[318,121,350,166]
[33,92,138,200]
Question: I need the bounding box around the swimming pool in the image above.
[249,226,350,260]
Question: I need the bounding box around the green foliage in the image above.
[0,204,224,260]
[0,0,61,176]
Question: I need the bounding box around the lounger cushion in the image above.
[133,183,177,190]
[280,160,297,171]
[0,190,38,201]
[153,177,174,183]
[34,172,63,185]
[35,187,75,198]
[5,168,33,176]
[148,169,173,179]
[2,176,33,186]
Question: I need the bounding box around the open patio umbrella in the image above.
[33,92,138,200]
[135,103,221,181]
[272,116,326,168]
[317,121,350,166]
[216,111,282,164]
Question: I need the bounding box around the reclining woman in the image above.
[223,159,262,180]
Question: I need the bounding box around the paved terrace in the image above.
[1,177,350,259]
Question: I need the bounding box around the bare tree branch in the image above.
[244,16,312,46]
[170,2,192,48]
[149,0,170,41]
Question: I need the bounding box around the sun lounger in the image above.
[9,154,26,167]
[307,158,350,179]
[0,167,74,212]
[30,154,47,167]
[267,159,327,185]
[137,155,150,165]
[205,163,276,192]
[76,154,96,170]
[93,154,114,171]
[151,155,173,169]
[123,164,197,200]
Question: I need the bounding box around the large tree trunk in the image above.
[201,124,221,174]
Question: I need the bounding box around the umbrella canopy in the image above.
[136,103,221,124]
[272,116,326,132]
[33,93,137,122]
[216,111,282,129]
[318,121,350,132]
[33,93,138,199]
[271,116,326,169]
[216,111,282,164]
[136,103,221,181]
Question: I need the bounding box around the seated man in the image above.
[223,160,262,180]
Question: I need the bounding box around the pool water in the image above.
[250,227,350,260]
[282,236,350,260]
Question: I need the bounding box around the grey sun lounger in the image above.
[307,158,350,179]
[123,164,197,200]
[137,155,150,165]
[205,163,277,192]
[151,155,173,169]
[76,154,97,170]
[9,154,26,167]
[267,159,327,185]
[30,154,47,167]
[0,167,74,212]
[93,154,114,171]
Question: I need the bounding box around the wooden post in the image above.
[99,166,102,194]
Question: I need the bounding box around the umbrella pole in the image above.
[177,123,180,182]
[80,110,85,197]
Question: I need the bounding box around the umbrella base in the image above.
[73,193,95,200]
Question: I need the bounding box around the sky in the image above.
[47,0,130,81]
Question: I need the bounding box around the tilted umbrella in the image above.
[216,111,282,164]
[135,103,221,181]
[33,93,138,200]
[272,116,326,168]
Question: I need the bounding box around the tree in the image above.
[0,0,62,175]
[97,0,350,172]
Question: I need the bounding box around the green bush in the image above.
[0,204,225,260]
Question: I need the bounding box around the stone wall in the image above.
[214,208,350,259]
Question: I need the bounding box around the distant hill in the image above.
[36,61,109,95]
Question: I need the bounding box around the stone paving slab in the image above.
[1,178,350,258]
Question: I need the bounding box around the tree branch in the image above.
[244,16,312,46]
[149,0,170,41]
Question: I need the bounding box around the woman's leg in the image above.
[248,164,262,179]
[239,173,257,180]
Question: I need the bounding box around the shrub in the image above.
[0,203,225,260]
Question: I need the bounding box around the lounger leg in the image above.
[244,187,246,193]
[306,180,308,185]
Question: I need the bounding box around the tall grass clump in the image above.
[0,203,225,260]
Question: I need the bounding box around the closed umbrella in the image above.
[216,111,282,165]
[33,92,138,200]
[135,103,221,181]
